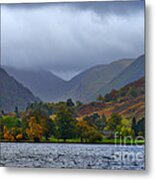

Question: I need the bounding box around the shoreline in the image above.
[0,141,145,146]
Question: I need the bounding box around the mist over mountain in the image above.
[4,57,135,103]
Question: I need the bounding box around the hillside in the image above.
[60,58,134,102]
[4,67,68,102]
[77,77,145,121]
[0,67,39,112]
[91,54,144,101]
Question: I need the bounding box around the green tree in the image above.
[132,117,137,137]
[116,118,133,138]
[84,113,106,132]
[97,94,104,102]
[136,117,145,137]
[66,98,75,107]
[14,106,19,114]
[76,101,83,107]
[40,117,56,140]
[128,87,138,98]
[55,107,77,142]
[104,89,118,102]
[107,113,122,131]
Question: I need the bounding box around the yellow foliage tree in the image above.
[26,117,43,142]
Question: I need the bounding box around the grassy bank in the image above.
[1,138,144,145]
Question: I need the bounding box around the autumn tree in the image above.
[3,126,23,142]
[77,120,90,142]
[3,126,14,141]
[77,120,103,143]
[26,117,43,142]
[0,115,23,141]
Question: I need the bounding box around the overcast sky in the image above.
[1,1,144,80]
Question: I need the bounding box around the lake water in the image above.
[0,143,144,170]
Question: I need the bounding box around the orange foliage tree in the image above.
[3,126,23,141]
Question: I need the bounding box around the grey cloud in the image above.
[1,1,144,80]
[2,1,144,15]
[68,1,144,16]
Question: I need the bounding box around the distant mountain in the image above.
[91,54,145,101]
[61,58,134,102]
[0,67,39,112]
[4,67,68,102]
[4,58,134,103]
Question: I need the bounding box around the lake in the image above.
[0,143,144,170]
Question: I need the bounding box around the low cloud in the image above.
[1,1,144,80]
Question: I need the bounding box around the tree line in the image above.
[0,99,145,143]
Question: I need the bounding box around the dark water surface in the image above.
[0,143,144,170]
